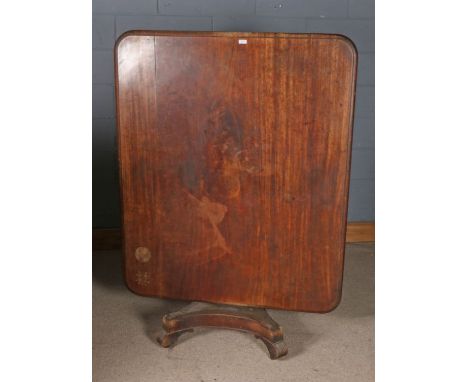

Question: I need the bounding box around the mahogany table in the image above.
[115,31,357,358]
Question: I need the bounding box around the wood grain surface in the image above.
[92,222,375,250]
[115,31,357,312]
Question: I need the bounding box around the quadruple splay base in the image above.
[157,302,288,360]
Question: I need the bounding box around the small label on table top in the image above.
[238,39,247,45]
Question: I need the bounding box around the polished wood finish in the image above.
[115,31,357,312]
[92,222,373,251]
[157,302,287,359]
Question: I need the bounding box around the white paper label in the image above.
[238,39,247,45]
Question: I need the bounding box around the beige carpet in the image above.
[93,243,374,382]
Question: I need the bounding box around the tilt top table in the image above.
[115,31,357,358]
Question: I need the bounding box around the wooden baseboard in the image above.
[92,228,122,250]
[345,222,375,243]
[93,222,374,250]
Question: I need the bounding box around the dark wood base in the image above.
[157,302,288,359]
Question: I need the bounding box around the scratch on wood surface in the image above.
[135,271,150,286]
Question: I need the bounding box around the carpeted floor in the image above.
[93,243,374,382]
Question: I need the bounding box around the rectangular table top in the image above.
[115,31,357,312]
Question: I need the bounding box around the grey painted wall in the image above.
[93,0,375,227]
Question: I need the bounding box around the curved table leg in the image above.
[157,328,194,348]
[255,336,288,360]
[156,302,288,359]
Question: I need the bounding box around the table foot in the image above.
[156,302,288,359]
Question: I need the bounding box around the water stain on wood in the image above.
[185,191,231,256]
[135,246,151,263]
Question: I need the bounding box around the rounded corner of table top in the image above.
[333,34,358,60]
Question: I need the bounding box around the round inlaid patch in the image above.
[135,247,151,263]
